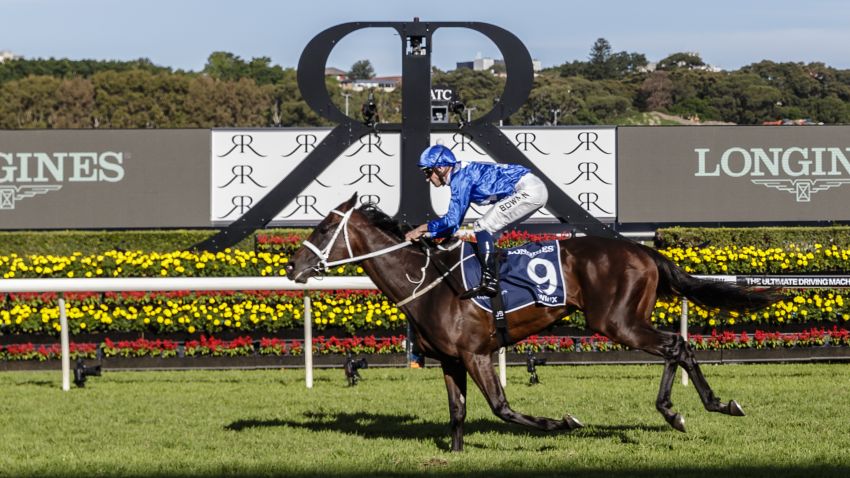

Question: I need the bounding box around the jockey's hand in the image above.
[405,224,430,242]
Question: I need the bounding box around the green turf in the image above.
[0,363,848,477]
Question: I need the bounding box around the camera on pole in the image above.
[73,359,102,388]
[525,350,547,385]
[343,352,368,386]
[361,91,379,128]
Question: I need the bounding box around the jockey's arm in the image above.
[404,223,430,242]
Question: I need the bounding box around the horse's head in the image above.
[284,193,361,283]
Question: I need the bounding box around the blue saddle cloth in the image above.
[461,241,567,313]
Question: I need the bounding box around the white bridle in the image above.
[300,207,413,275]
[298,206,468,307]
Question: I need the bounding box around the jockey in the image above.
[404,144,549,299]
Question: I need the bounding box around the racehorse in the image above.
[284,194,780,451]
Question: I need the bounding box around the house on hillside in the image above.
[325,67,349,82]
[0,50,20,63]
[340,76,402,92]
[455,56,541,77]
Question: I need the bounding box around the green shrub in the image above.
[0,230,248,255]
[655,226,850,249]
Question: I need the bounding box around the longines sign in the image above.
[0,130,209,229]
[0,151,124,209]
[695,146,850,202]
[210,127,615,226]
[618,126,850,223]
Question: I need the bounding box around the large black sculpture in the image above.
[194,19,620,252]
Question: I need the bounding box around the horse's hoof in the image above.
[563,414,584,430]
[668,413,686,433]
[728,400,746,417]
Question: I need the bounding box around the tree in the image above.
[637,71,674,111]
[608,52,649,77]
[348,60,375,80]
[586,38,613,80]
[657,52,705,71]
[0,75,63,128]
[245,57,285,85]
[203,52,247,81]
[184,76,274,127]
[563,39,648,80]
[0,57,170,84]
[559,60,586,78]
[53,77,96,127]
[92,70,191,128]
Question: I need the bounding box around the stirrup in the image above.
[459,276,498,299]
[459,285,491,300]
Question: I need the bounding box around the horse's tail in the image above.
[640,245,781,312]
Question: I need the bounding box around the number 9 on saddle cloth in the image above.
[459,240,566,313]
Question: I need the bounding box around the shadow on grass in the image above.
[20,465,850,478]
[225,410,670,451]
[0,379,56,388]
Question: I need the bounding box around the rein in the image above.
[396,240,469,307]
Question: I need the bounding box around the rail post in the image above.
[304,295,313,389]
[59,294,70,391]
[680,298,689,386]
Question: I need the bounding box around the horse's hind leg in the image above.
[607,323,743,431]
[462,352,583,432]
[440,359,468,452]
[668,334,746,417]
[657,359,686,432]
[604,325,688,431]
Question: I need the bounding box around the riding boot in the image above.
[460,231,499,299]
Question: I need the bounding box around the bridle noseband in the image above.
[299,207,412,278]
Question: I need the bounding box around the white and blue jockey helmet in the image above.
[418,145,457,170]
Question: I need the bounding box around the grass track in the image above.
[0,363,848,477]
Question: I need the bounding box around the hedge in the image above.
[0,228,306,256]
[4,225,850,256]
[654,225,850,249]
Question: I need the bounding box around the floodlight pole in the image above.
[342,93,351,116]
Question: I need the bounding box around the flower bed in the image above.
[1,328,848,362]
[0,289,405,335]
[2,287,846,336]
[513,327,850,352]
[0,342,99,361]
[1,238,850,338]
[0,334,408,361]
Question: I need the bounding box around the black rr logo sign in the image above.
[195,19,620,252]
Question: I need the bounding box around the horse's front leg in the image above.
[440,359,468,452]
[462,352,583,432]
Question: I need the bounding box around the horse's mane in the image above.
[357,203,413,240]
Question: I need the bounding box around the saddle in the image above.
[460,241,567,345]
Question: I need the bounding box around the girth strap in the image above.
[489,250,510,348]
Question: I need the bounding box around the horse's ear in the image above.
[344,192,358,210]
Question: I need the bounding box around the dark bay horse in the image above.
[284,195,779,451]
